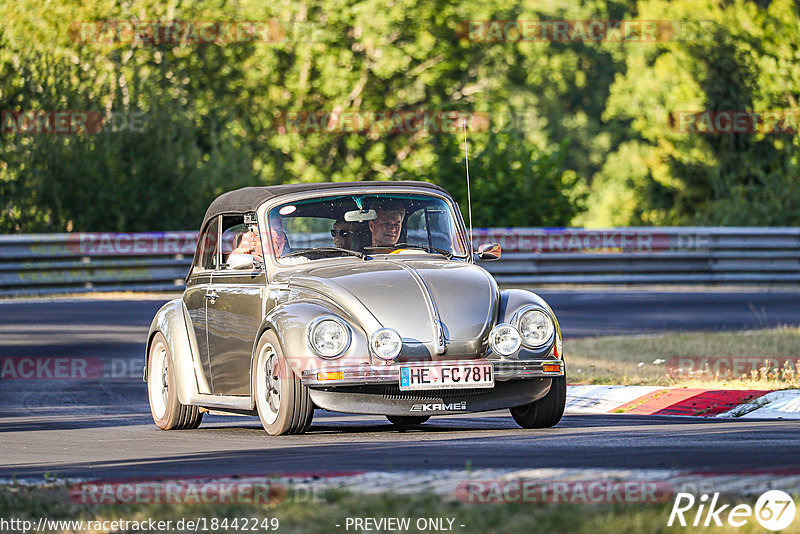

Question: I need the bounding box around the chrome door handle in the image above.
[205,290,219,304]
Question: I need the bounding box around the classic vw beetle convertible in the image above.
[145,181,566,435]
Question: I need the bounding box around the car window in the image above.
[193,217,220,272]
[421,205,463,252]
[283,217,334,250]
[221,216,247,265]
[405,209,428,247]
[267,193,469,262]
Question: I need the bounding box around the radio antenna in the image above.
[463,119,473,255]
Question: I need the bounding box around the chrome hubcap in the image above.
[161,360,169,408]
[258,345,281,425]
[148,341,168,419]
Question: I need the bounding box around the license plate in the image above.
[399,361,494,390]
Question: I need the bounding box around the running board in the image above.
[190,394,254,411]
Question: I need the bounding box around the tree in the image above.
[590,0,800,226]
[0,0,589,231]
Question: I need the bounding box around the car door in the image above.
[206,215,267,396]
[182,217,218,393]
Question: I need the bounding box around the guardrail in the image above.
[0,232,197,296]
[472,227,800,285]
[0,227,798,295]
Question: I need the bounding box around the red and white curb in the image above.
[565,385,800,418]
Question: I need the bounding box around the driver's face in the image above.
[369,210,403,246]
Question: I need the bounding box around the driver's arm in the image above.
[232,230,263,260]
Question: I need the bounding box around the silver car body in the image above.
[145,182,564,418]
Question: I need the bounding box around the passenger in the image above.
[331,217,357,250]
[368,205,405,247]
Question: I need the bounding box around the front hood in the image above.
[283,258,498,358]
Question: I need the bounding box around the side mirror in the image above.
[477,243,501,261]
[227,253,256,270]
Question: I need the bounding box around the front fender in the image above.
[497,289,562,360]
[251,300,372,394]
[145,299,208,404]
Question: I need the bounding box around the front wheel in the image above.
[147,332,203,430]
[386,415,430,426]
[510,375,566,429]
[254,331,314,435]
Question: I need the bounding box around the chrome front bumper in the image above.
[300,359,564,387]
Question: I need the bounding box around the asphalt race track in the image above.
[1,290,799,481]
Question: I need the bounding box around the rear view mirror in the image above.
[477,243,501,260]
[344,209,376,222]
[227,253,255,270]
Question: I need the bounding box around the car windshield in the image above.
[267,192,469,262]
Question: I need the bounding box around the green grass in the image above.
[1,484,793,534]
[566,326,800,387]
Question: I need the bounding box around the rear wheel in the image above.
[386,415,430,426]
[147,332,203,430]
[510,375,566,429]
[254,330,314,435]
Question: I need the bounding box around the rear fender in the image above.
[145,299,209,404]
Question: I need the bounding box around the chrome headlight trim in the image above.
[307,316,351,359]
[513,305,556,349]
[489,323,521,356]
[369,327,402,361]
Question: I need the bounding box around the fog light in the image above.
[489,323,521,356]
[370,328,402,360]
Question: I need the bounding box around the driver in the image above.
[368,205,405,247]
[232,214,286,259]
[232,230,262,259]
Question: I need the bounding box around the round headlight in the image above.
[517,308,554,348]
[370,328,402,360]
[489,323,521,356]
[308,317,350,359]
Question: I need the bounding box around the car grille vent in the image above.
[380,385,492,401]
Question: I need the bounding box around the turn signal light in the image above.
[542,363,561,373]
[316,371,344,381]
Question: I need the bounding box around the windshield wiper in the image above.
[364,243,454,259]
[282,247,367,260]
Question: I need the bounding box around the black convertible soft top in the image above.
[200,181,451,229]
